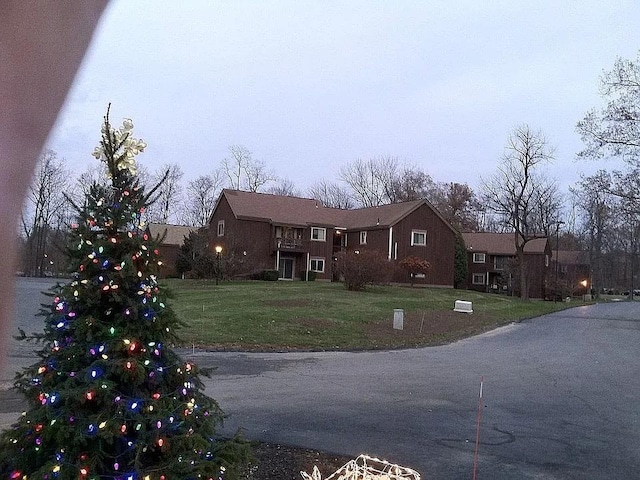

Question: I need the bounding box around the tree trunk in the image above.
[516,247,529,300]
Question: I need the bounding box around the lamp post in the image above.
[554,221,565,302]
[215,245,222,285]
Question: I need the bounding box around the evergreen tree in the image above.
[0,109,248,479]
[453,233,468,289]
[176,230,216,279]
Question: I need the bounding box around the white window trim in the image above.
[310,257,325,273]
[472,252,486,263]
[359,231,367,245]
[311,227,326,242]
[472,273,485,285]
[411,230,427,246]
[217,220,225,237]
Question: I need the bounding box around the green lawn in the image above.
[165,280,580,351]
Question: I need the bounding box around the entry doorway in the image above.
[278,257,295,280]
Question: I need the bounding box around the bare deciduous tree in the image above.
[571,170,615,299]
[389,166,439,203]
[307,180,354,209]
[221,145,276,192]
[267,178,300,197]
[181,171,225,227]
[222,145,250,190]
[481,124,561,299]
[340,156,400,207]
[75,164,107,198]
[612,167,640,296]
[146,163,183,224]
[577,50,640,165]
[21,150,70,276]
[433,182,482,232]
[340,157,442,207]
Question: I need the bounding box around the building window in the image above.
[494,256,507,270]
[310,258,325,273]
[545,254,550,267]
[472,273,485,285]
[411,230,427,246]
[473,253,486,263]
[276,226,304,239]
[217,220,225,237]
[311,227,326,242]
[359,231,367,245]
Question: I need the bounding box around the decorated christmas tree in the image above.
[0,108,249,479]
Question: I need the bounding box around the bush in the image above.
[299,270,317,281]
[334,250,394,291]
[261,269,280,281]
[399,255,431,286]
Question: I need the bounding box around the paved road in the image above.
[4,278,640,479]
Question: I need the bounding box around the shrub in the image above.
[261,269,280,281]
[334,250,394,291]
[299,270,317,281]
[399,255,431,286]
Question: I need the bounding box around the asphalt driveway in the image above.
[192,302,640,479]
[5,278,640,479]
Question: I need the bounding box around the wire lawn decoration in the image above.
[300,454,421,480]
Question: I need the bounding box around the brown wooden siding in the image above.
[466,249,551,298]
[391,204,455,286]
[344,205,456,287]
[357,228,389,256]
[156,244,180,278]
[209,197,274,274]
[305,226,334,280]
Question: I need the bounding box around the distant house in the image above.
[552,250,591,296]
[208,189,458,286]
[146,223,196,278]
[462,232,551,298]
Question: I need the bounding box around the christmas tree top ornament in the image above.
[0,106,250,480]
[91,116,146,177]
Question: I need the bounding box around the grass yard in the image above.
[164,280,579,351]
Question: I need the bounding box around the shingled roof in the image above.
[221,190,341,226]
[341,201,426,229]
[553,250,590,265]
[462,232,548,255]
[147,223,196,246]
[218,189,444,231]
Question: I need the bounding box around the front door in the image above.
[278,257,294,280]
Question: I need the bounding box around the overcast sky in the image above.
[47,1,639,197]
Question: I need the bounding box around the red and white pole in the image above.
[472,376,484,480]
